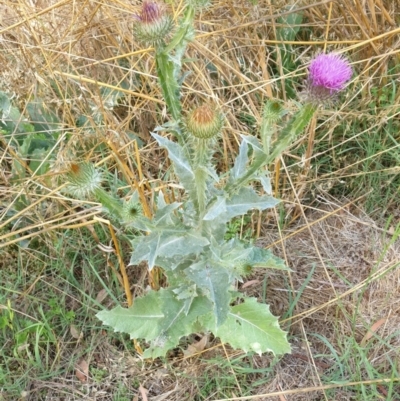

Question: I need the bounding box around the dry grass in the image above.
[1,0,400,400]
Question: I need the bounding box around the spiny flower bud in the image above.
[263,100,284,124]
[121,194,143,224]
[133,1,173,47]
[66,162,102,199]
[303,53,352,104]
[186,103,224,139]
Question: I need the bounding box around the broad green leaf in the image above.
[277,12,303,42]
[100,80,129,109]
[29,147,50,176]
[0,91,35,139]
[209,238,252,265]
[0,91,12,116]
[26,100,60,138]
[201,219,227,244]
[126,216,154,232]
[96,290,163,340]
[241,135,266,161]
[226,136,272,192]
[172,284,197,314]
[154,255,190,271]
[204,164,219,182]
[215,298,290,355]
[277,11,303,97]
[231,138,249,180]
[11,136,32,179]
[145,290,211,358]
[130,230,209,269]
[97,289,212,359]
[257,173,272,195]
[152,133,195,192]
[156,190,167,209]
[186,261,231,327]
[153,201,182,226]
[248,247,290,270]
[225,187,279,219]
[203,196,226,221]
[173,284,197,300]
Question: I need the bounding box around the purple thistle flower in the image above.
[304,53,352,104]
[136,1,163,24]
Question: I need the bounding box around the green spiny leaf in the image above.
[96,290,163,340]
[203,196,227,221]
[130,230,209,269]
[186,261,231,327]
[225,187,279,219]
[144,290,211,358]
[247,247,290,270]
[97,289,212,359]
[26,100,60,138]
[231,138,249,180]
[215,298,291,355]
[152,133,195,191]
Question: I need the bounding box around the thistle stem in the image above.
[155,50,181,121]
[163,5,195,55]
[193,139,210,215]
[226,102,317,194]
[93,187,123,219]
[155,5,196,125]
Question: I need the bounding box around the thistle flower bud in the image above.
[66,162,102,199]
[133,1,173,47]
[121,193,143,224]
[65,162,123,218]
[303,53,352,104]
[263,100,284,124]
[186,103,224,139]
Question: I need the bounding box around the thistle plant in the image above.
[65,2,352,358]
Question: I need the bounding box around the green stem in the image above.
[226,102,317,194]
[93,188,123,219]
[260,101,284,155]
[193,139,210,215]
[155,50,181,121]
[154,6,196,128]
[194,166,207,214]
[163,6,195,55]
[268,102,317,161]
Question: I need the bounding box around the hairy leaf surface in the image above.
[231,138,249,180]
[203,196,226,221]
[186,261,231,326]
[215,298,290,355]
[130,230,209,269]
[96,291,163,340]
[97,289,212,359]
[152,133,194,192]
[248,247,290,270]
[225,187,279,219]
